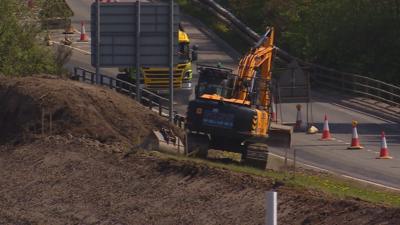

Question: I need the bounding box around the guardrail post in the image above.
[109,78,113,89]
[91,72,95,84]
[100,75,103,85]
[149,96,153,110]
[129,85,133,98]
[73,67,78,80]
[173,114,178,126]
[82,70,86,81]
[116,81,120,92]
[158,99,163,116]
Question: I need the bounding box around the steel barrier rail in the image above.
[72,67,187,128]
[312,72,400,106]
[195,0,400,107]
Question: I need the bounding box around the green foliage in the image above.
[176,0,250,53]
[217,0,400,85]
[39,0,74,20]
[0,0,68,76]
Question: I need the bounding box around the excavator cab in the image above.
[194,65,234,99]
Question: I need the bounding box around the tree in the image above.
[0,0,68,76]
[217,0,400,85]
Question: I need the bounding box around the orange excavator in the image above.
[185,27,292,168]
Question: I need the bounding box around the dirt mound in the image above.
[0,137,399,225]
[0,75,171,146]
[1,75,399,224]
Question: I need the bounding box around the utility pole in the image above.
[96,0,100,84]
[136,0,141,101]
[168,0,174,122]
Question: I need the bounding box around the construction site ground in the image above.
[0,76,399,225]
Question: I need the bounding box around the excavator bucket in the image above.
[267,123,293,149]
[152,128,185,155]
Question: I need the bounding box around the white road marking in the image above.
[268,152,400,191]
[74,41,91,44]
[342,175,400,192]
[269,152,328,172]
[51,41,91,55]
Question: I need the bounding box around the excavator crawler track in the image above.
[187,133,209,159]
[243,143,268,169]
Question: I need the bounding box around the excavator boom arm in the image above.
[234,27,275,107]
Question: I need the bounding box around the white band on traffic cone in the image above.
[320,114,333,140]
[348,121,363,149]
[323,118,329,131]
[352,126,358,139]
[382,135,387,149]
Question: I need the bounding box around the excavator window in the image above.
[195,66,234,99]
[197,83,231,98]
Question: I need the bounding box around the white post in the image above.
[266,191,277,225]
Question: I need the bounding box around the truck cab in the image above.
[117,28,198,103]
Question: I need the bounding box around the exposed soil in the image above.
[0,75,173,148]
[1,137,399,225]
[0,76,399,225]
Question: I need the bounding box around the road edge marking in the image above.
[50,41,91,55]
[268,152,400,192]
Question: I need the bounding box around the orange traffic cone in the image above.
[377,131,393,159]
[294,104,304,131]
[79,21,89,42]
[44,33,52,46]
[63,24,75,34]
[320,114,333,140]
[348,120,363,149]
[61,34,72,46]
[271,97,277,123]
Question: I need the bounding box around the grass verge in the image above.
[150,150,400,207]
[176,0,250,54]
[174,0,400,207]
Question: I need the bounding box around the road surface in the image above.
[273,96,400,188]
[60,0,400,189]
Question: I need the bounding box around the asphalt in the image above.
[62,0,400,189]
[272,98,400,188]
